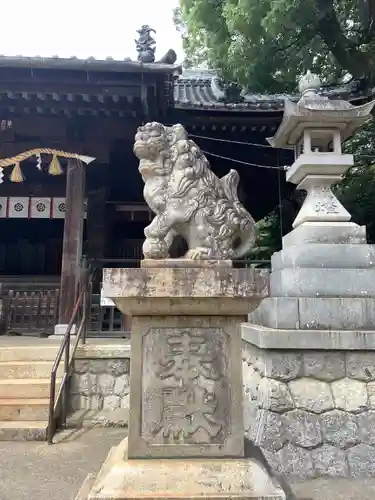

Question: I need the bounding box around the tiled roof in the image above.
[0,54,180,74]
[0,57,371,115]
[174,69,373,112]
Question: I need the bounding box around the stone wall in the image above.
[70,343,130,412]
[242,341,375,479]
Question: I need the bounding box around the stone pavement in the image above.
[0,426,375,500]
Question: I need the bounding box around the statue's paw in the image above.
[142,238,169,259]
[185,247,210,260]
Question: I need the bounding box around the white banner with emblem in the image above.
[0,197,88,219]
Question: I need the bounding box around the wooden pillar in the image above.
[86,187,108,263]
[58,159,85,325]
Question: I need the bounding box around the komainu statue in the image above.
[134,122,257,260]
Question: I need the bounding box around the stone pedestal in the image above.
[77,262,287,499]
[242,222,375,479]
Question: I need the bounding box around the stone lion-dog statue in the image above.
[134,122,257,260]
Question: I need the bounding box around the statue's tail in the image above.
[221,169,258,259]
[232,222,258,259]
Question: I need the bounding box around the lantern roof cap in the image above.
[267,71,375,149]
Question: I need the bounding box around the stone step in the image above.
[75,473,96,500]
[0,346,60,362]
[0,398,49,421]
[0,378,61,399]
[0,420,47,441]
[0,361,63,379]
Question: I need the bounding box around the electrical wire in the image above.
[190,132,375,160]
[201,149,285,170]
[190,133,273,149]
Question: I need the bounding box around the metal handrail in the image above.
[47,270,90,444]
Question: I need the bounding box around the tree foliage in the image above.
[337,118,375,242]
[177,0,375,92]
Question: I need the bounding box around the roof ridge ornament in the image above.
[218,80,244,103]
[298,70,321,98]
[136,25,156,63]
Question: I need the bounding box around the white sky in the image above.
[0,0,184,61]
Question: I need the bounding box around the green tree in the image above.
[177,0,375,92]
[336,117,375,242]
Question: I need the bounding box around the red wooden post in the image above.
[56,159,85,330]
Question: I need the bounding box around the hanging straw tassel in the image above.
[48,154,63,176]
[9,162,24,183]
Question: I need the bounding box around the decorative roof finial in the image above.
[135,25,156,63]
[298,70,321,97]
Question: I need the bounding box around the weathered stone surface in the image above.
[319,410,359,448]
[242,324,375,350]
[248,297,300,330]
[277,444,315,479]
[358,411,375,446]
[130,316,245,460]
[133,122,258,261]
[90,358,129,377]
[89,395,103,410]
[256,410,286,452]
[243,363,261,400]
[368,382,375,408]
[96,374,115,396]
[331,378,368,412]
[303,351,345,381]
[298,297,375,331]
[262,352,303,381]
[272,244,375,270]
[120,394,130,410]
[74,360,89,374]
[113,374,129,396]
[282,222,366,247]
[88,360,110,374]
[289,378,333,413]
[285,410,322,448]
[71,394,90,411]
[311,445,348,477]
[346,352,375,381]
[243,397,258,438]
[88,445,286,500]
[71,372,97,395]
[258,378,294,412]
[103,395,121,410]
[347,444,375,477]
[103,267,269,317]
[71,357,130,412]
[271,267,375,298]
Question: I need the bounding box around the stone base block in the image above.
[270,268,375,297]
[282,222,366,247]
[271,244,375,270]
[249,297,375,331]
[241,327,375,479]
[82,438,286,500]
[242,323,375,350]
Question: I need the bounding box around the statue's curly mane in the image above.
[169,139,223,199]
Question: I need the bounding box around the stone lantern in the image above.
[241,73,375,479]
[268,70,375,228]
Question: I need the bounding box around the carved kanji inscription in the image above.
[141,327,230,446]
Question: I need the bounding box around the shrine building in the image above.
[0,27,372,336]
